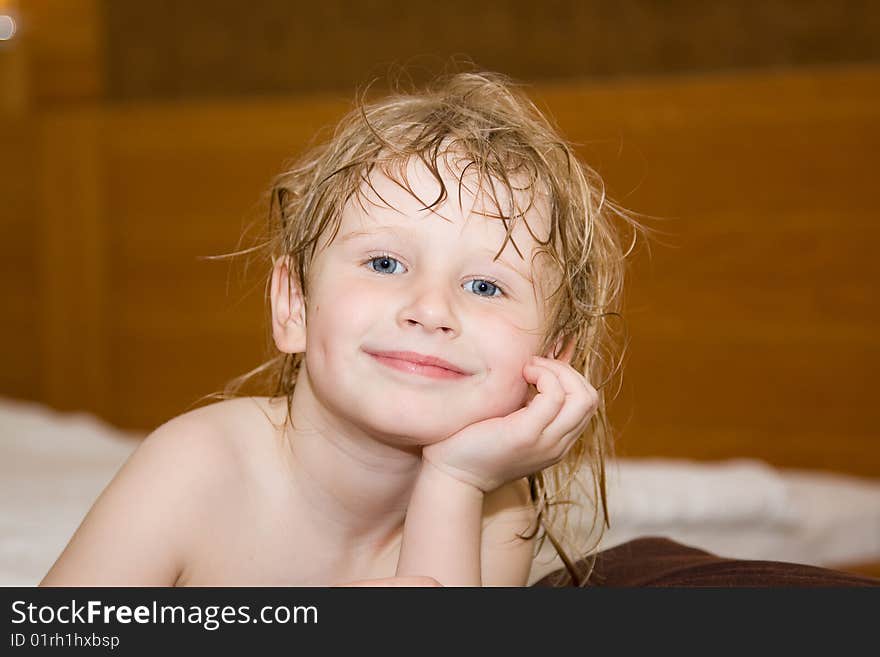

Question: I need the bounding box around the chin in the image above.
[365,405,476,445]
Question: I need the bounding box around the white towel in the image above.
[604,457,799,528]
[0,397,140,585]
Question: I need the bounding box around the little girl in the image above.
[40,68,646,587]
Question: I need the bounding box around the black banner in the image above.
[2,587,876,652]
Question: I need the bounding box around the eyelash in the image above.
[362,252,506,298]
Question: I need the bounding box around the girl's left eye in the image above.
[364,254,505,298]
[366,254,403,275]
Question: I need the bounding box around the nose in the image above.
[397,277,461,336]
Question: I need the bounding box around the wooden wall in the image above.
[0,117,38,400]
[2,65,878,478]
[1,2,878,477]
[1,0,104,109]
[103,1,880,101]
[6,1,880,107]
[535,69,880,474]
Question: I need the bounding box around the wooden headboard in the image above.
[3,64,878,477]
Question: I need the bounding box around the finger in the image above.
[532,356,596,403]
[509,360,566,440]
[531,357,598,442]
[557,409,594,453]
[541,404,597,467]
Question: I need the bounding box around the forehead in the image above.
[333,152,553,262]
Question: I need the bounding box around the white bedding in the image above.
[1,396,879,586]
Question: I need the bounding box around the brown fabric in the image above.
[530,536,880,587]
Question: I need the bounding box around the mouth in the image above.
[365,350,471,380]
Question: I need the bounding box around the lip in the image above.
[365,349,471,379]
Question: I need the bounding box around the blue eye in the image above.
[364,253,505,298]
[465,279,503,298]
[367,254,404,275]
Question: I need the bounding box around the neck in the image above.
[279,367,423,552]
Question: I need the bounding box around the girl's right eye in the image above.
[365,254,405,275]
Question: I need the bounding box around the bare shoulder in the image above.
[124,398,261,492]
[130,396,289,509]
[39,398,267,586]
[151,396,289,473]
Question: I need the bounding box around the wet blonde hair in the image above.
[209,65,653,586]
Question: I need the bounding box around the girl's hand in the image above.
[421,340,600,494]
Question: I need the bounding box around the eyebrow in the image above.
[339,227,534,284]
[338,227,408,243]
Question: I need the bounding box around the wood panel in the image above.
[18,0,104,105]
[102,1,880,101]
[0,117,39,399]
[0,0,27,115]
[533,67,880,475]
[37,110,109,416]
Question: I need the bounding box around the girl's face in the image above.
[300,157,556,446]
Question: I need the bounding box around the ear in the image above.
[549,333,575,364]
[270,256,307,354]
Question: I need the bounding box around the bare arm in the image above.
[40,417,233,587]
[395,464,537,587]
[395,459,485,586]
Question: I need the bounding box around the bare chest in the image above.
[180,536,401,587]
[176,465,402,586]
[173,396,399,586]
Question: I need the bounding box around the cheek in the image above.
[302,280,360,367]
[307,278,376,336]
[472,322,541,414]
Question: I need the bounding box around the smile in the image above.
[368,353,470,380]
